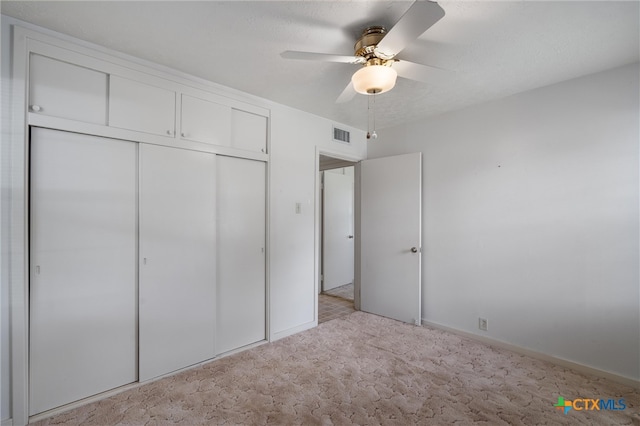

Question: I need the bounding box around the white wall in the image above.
[369,63,639,381]
[270,105,365,338]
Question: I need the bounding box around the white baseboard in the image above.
[2,418,13,426]
[271,320,316,341]
[422,319,640,390]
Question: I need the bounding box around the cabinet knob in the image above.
[166,130,172,135]
[181,132,185,138]
[31,105,42,112]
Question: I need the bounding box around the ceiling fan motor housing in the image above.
[355,26,387,61]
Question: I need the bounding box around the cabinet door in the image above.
[29,54,108,124]
[180,94,231,146]
[216,157,266,354]
[30,128,137,415]
[109,75,176,137]
[231,109,268,153]
[139,144,216,381]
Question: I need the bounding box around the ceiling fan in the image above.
[280,0,446,103]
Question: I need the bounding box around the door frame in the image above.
[314,148,360,323]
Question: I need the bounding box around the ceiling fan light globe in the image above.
[351,65,397,95]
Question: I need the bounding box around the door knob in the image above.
[410,247,418,253]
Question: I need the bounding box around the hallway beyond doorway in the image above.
[319,284,355,324]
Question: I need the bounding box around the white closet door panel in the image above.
[231,109,267,153]
[29,54,108,124]
[181,94,231,146]
[29,128,137,415]
[139,144,216,381]
[217,157,266,354]
[109,75,176,137]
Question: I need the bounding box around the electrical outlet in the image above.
[479,317,488,331]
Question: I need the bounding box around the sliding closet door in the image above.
[216,157,266,354]
[139,144,216,381]
[30,128,137,415]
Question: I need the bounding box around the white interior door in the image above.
[359,153,422,324]
[30,128,137,415]
[216,157,266,354]
[323,171,354,291]
[139,144,216,381]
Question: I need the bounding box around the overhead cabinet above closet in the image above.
[109,75,176,137]
[180,93,230,145]
[29,54,108,125]
[231,108,268,153]
[27,49,269,157]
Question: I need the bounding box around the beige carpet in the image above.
[34,312,638,425]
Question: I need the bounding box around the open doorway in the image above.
[318,154,357,323]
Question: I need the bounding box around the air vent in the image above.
[333,126,351,144]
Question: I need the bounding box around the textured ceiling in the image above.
[2,1,638,130]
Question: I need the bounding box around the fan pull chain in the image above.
[367,93,378,140]
[367,95,371,139]
[372,93,377,139]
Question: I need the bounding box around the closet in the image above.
[216,157,266,354]
[29,128,138,415]
[139,144,217,381]
[27,43,268,415]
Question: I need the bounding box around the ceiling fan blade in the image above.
[281,51,365,64]
[393,60,449,84]
[375,1,445,59]
[336,81,357,103]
